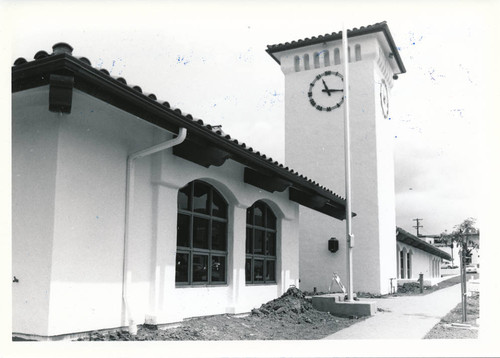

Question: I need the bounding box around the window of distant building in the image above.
[176,180,228,286]
[407,251,412,278]
[245,201,277,284]
[400,249,405,279]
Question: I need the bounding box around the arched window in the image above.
[324,50,330,67]
[400,249,405,279]
[334,48,340,65]
[294,55,300,72]
[396,246,400,278]
[304,54,310,70]
[313,52,320,69]
[355,44,362,61]
[176,180,228,285]
[245,201,277,284]
[407,251,412,279]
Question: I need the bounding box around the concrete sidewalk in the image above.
[323,282,471,339]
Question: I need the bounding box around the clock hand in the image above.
[321,88,343,94]
[322,79,331,96]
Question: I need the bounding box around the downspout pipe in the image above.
[122,127,187,335]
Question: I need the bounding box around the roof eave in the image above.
[396,228,452,261]
[266,22,406,74]
[12,55,349,220]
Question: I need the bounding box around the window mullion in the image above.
[188,251,193,285]
[189,214,193,250]
[251,226,255,256]
[251,257,254,284]
[263,258,267,283]
[208,253,212,284]
[208,188,213,251]
[189,182,194,211]
[189,182,194,285]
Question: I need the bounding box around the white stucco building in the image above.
[265,23,453,295]
[266,23,405,295]
[12,22,453,340]
[396,227,452,286]
[12,43,348,339]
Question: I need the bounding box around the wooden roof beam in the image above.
[173,137,231,168]
[244,167,292,193]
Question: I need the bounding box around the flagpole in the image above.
[342,24,354,302]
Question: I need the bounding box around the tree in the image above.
[443,217,479,323]
[448,217,476,240]
[441,218,479,264]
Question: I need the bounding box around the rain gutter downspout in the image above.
[122,127,187,335]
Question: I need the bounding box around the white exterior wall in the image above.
[12,88,300,337]
[12,87,59,336]
[150,152,300,323]
[297,208,346,294]
[435,244,460,266]
[469,247,480,266]
[397,242,443,283]
[277,35,397,294]
[47,90,160,335]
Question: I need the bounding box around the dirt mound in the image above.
[76,287,363,341]
[77,325,205,341]
[397,282,423,294]
[356,291,385,299]
[250,287,313,321]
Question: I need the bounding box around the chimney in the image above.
[52,42,73,55]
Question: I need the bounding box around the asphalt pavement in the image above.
[323,279,479,340]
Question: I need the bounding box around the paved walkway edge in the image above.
[322,283,465,339]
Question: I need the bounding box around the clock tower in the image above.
[267,22,405,294]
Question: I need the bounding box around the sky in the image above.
[2,1,498,236]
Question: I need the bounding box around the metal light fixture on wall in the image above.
[328,238,339,253]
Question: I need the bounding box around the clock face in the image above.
[380,80,389,118]
[308,71,344,112]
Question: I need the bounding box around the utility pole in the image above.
[450,240,455,266]
[342,24,354,302]
[460,228,469,322]
[413,218,423,237]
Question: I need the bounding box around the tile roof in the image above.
[12,43,349,219]
[396,227,452,260]
[266,21,406,74]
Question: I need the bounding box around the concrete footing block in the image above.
[312,294,377,317]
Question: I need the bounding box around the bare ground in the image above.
[358,273,478,298]
[74,275,478,341]
[424,291,480,339]
[76,287,366,341]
